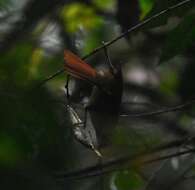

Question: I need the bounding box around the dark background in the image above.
[0,0,195,189]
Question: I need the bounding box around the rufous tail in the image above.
[64,50,97,81]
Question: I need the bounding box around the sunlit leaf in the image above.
[139,0,154,19]
[61,3,103,33]
[29,48,44,76]
[82,25,104,54]
[93,0,115,11]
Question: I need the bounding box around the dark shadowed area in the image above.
[0,0,195,190]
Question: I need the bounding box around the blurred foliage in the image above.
[145,0,195,28]
[0,0,11,8]
[159,68,179,97]
[160,13,195,62]
[139,0,154,18]
[61,3,103,33]
[0,132,23,166]
[93,0,115,11]
[0,0,195,190]
[114,170,144,190]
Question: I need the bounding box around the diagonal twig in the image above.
[56,146,195,180]
[120,99,195,117]
[37,0,193,86]
[55,135,195,180]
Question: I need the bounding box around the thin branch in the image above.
[38,0,193,86]
[55,136,195,180]
[84,148,195,179]
[120,99,195,117]
[144,148,195,164]
[56,147,195,180]
[35,68,65,88]
[82,0,192,60]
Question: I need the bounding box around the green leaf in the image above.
[160,13,195,62]
[159,68,179,96]
[115,170,144,190]
[93,0,115,11]
[82,24,105,54]
[0,133,23,166]
[139,0,154,19]
[0,42,35,86]
[61,3,103,33]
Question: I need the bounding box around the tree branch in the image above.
[120,99,195,117]
[38,0,193,86]
[55,136,195,180]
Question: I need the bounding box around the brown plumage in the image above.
[64,50,123,151]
